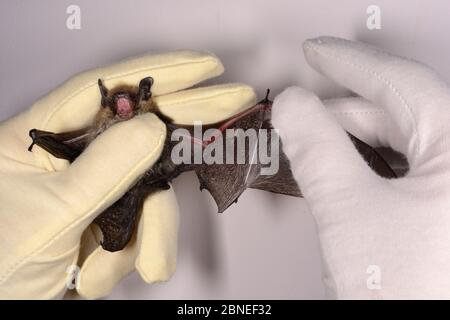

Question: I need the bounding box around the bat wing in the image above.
[194,147,301,213]
[194,163,255,213]
[190,101,301,213]
[28,128,90,162]
[349,133,397,178]
[249,147,301,197]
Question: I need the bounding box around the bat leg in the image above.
[94,185,145,252]
[94,180,168,252]
[27,128,89,163]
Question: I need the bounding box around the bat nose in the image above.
[116,97,134,118]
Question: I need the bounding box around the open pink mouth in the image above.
[116,97,133,118]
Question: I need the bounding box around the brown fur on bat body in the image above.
[28,77,396,252]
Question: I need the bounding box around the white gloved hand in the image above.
[272,37,450,299]
[0,51,256,299]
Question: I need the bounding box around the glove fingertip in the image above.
[136,257,176,284]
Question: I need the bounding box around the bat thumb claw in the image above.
[28,129,37,152]
[264,88,270,102]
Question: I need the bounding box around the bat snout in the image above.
[114,94,136,119]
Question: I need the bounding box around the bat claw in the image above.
[155,180,171,190]
[257,88,271,105]
[264,88,270,102]
[161,184,171,190]
[28,129,37,152]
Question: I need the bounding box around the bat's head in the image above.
[97,77,154,120]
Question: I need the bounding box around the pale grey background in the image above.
[0,0,448,299]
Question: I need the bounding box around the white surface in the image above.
[1,0,448,299]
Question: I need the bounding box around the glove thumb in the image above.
[51,113,166,228]
[272,87,376,204]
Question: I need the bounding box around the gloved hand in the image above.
[272,36,450,299]
[0,51,256,299]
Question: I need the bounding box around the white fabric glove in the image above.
[272,36,450,299]
[0,51,256,299]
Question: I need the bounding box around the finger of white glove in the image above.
[51,113,166,225]
[77,188,178,299]
[325,97,410,174]
[303,36,450,165]
[324,97,389,147]
[272,87,377,202]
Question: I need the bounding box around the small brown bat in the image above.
[28,77,396,252]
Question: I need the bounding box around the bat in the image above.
[28,77,396,252]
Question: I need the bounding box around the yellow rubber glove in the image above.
[0,51,256,299]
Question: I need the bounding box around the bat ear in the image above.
[138,76,154,101]
[98,79,110,107]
